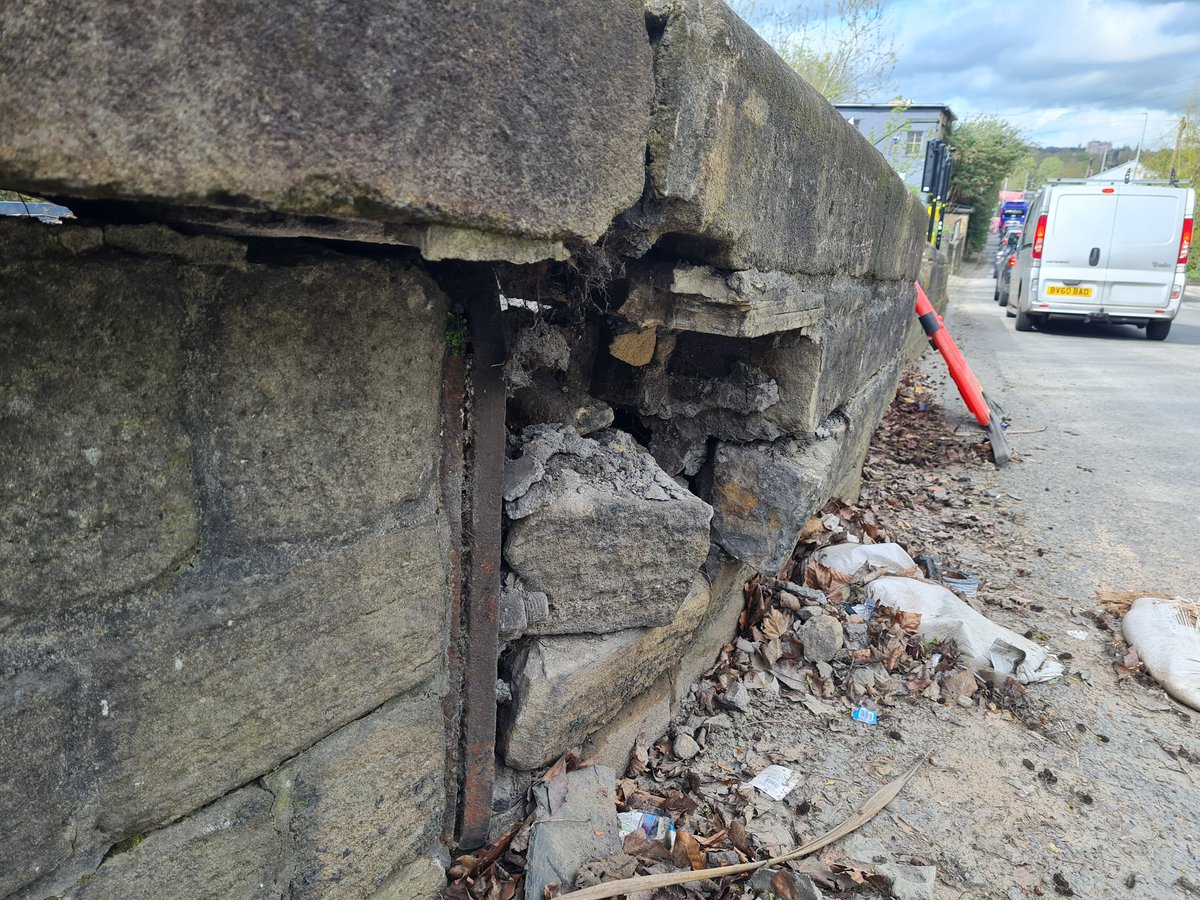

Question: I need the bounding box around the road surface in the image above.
[938,266,1200,599]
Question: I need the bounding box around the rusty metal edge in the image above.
[439,343,466,848]
[459,288,505,849]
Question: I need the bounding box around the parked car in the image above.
[1007,180,1195,340]
[993,228,1022,280]
[994,229,1022,302]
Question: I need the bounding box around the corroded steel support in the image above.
[459,289,505,849]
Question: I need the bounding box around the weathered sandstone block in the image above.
[707,359,902,573]
[504,427,712,634]
[499,576,711,769]
[641,0,925,279]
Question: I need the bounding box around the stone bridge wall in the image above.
[0,2,927,897]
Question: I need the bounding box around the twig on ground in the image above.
[559,750,931,900]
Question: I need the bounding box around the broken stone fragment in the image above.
[798,615,844,663]
[673,732,700,760]
[523,766,622,900]
[498,573,550,640]
[504,426,712,635]
[499,577,711,769]
[511,373,614,435]
[719,681,750,713]
[609,326,657,366]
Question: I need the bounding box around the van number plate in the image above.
[1047,285,1093,297]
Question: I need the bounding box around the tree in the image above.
[947,116,1028,254]
[1034,155,1064,186]
[733,0,897,102]
[1143,99,1199,280]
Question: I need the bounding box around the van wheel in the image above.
[999,289,1009,308]
[993,286,1000,302]
[1146,320,1171,341]
[1015,308,1035,332]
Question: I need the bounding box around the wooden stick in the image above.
[561,750,930,900]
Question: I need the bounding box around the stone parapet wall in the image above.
[0,1,928,896]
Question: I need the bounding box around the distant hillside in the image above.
[1005,145,1134,191]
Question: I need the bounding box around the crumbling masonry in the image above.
[0,1,944,897]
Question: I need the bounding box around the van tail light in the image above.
[1007,256,1016,268]
[1032,214,1048,259]
[1180,217,1193,265]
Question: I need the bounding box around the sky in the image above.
[740,0,1200,149]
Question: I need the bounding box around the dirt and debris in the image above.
[447,371,1200,900]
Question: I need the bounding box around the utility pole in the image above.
[1133,111,1149,170]
[1172,115,1186,182]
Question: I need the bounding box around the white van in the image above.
[1007,180,1194,340]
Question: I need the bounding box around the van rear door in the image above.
[1102,186,1187,308]
[1041,186,1119,294]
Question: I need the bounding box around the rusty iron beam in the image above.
[459,287,505,849]
[439,346,466,848]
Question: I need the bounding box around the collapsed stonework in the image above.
[0,1,939,897]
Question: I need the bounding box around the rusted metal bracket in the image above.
[459,286,505,849]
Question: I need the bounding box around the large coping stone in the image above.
[0,1,652,252]
[264,694,447,899]
[706,359,901,573]
[504,427,712,635]
[60,786,279,900]
[499,576,711,770]
[642,0,925,279]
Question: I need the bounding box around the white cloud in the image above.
[883,0,1200,145]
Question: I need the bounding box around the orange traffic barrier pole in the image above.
[914,281,1011,466]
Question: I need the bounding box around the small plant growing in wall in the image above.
[445,310,468,355]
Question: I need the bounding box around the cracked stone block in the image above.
[756,280,914,436]
[582,674,672,775]
[525,765,623,900]
[0,1,652,250]
[642,0,925,280]
[60,786,278,900]
[499,576,710,770]
[504,427,712,634]
[264,693,446,900]
[0,524,450,897]
[706,359,903,574]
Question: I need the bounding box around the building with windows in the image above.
[835,102,956,192]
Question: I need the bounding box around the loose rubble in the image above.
[447,372,1188,900]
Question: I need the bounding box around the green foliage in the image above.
[734,0,896,102]
[1143,103,1199,281]
[445,310,468,354]
[947,116,1029,254]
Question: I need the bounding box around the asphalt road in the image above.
[935,263,1200,599]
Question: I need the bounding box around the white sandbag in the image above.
[867,576,1064,685]
[813,542,917,575]
[1122,597,1200,712]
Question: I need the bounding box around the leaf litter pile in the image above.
[446,373,1066,900]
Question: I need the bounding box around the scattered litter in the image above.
[942,569,980,597]
[851,707,879,725]
[1066,630,1089,641]
[617,810,675,848]
[1121,596,1200,711]
[749,764,803,801]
